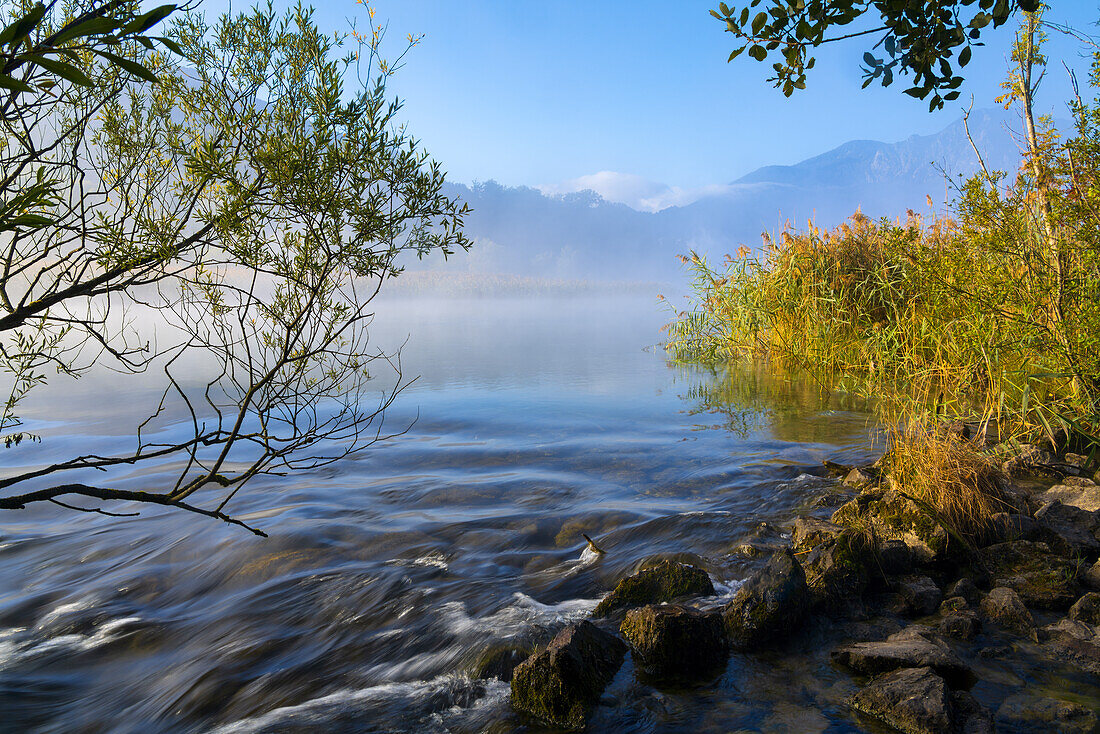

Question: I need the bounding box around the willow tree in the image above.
[0,1,469,534]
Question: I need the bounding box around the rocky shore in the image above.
[483,436,1100,731]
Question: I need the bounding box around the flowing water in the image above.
[0,294,890,733]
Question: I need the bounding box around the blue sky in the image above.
[201,2,1100,196]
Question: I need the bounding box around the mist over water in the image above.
[0,294,883,732]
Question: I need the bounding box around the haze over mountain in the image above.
[414,108,1035,285]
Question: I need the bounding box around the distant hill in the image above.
[412,109,1034,285]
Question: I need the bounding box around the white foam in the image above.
[209,675,509,734]
[385,551,450,571]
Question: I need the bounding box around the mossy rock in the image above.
[831,489,950,563]
[978,541,1081,610]
[619,604,727,676]
[802,530,872,612]
[510,621,626,729]
[723,548,809,649]
[592,560,714,618]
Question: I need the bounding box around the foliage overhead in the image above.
[712,0,1042,110]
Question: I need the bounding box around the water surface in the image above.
[1,295,883,733]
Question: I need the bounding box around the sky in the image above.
[199,1,1100,204]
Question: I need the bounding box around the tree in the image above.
[0,0,469,534]
[713,0,1042,110]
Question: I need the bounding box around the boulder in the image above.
[831,627,974,688]
[979,587,1034,633]
[1069,592,1100,625]
[723,548,809,649]
[997,694,1100,733]
[1033,500,1100,555]
[619,604,726,676]
[1041,484,1100,510]
[945,578,981,606]
[1042,624,1100,675]
[592,560,714,617]
[977,541,1080,610]
[1083,560,1100,591]
[850,667,952,734]
[510,621,627,729]
[831,489,950,563]
[790,516,845,550]
[801,532,871,611]
[893,575,942,617]
[938,610,981,640]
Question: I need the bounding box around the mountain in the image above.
[414,109,1032,285]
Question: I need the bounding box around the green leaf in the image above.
[0,2,46,48]
[0,74,33,93]
[748,44,766,61]
[959,46,971,66]
[51,16,119,46]
[751,11,767,35]
[93,50,159,83]
[122,5,178,36]
[728,46,746,62]
[153,36,185,57]
[21,54,95,87]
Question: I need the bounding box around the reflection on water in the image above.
[1,295,883,733]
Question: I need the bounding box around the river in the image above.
[0,294,885,733]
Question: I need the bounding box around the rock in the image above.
[832,489,950,563]
[986,512,1045,544]
[875,539,913,577]
[619,604,726,676]
[1065,453,1091,471]
[1042,627,1100,675]
[940,596,969,613]
[472,643,531,682]
[790,516,845,550]
[1033,500,1100,555]
[801,531,871,611]
[945,578,981,606]
[1064,475,1097,487]
[1083,559,1100,591]
[1003,445,1055,477]
[831,627,974,688]
[510,621,627,729]
[850,667,952,734]
[844,467,875,488]
[592,560,714,617]
[997,694,1100,733]
[893,575,942,617]
[938,610,981,640]
[723,548,809,649]
[977,541,1080,610]
[1069,592,1100,625]
[1043,617,1096,642]
[979,587,1034,633]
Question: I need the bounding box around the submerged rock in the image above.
[1041,617,1100,675]
[977,540,1080,610]
[722,548,809,649]
[472,643,532,683]
[979,587,1035,634]
[997,693,1100,733]
[831,627,974,688]
[850,666,991,734]
[510,621,627,729]
[619,604,726,676]
[851,666,952,734]
[592,560,714,618]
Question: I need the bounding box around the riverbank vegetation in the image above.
[669,11,1099,534]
